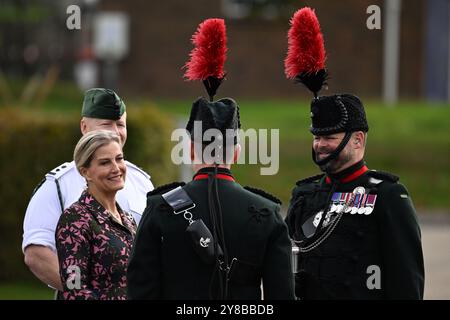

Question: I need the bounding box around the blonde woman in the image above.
[56,130,136,299]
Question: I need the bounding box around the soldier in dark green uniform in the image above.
[127,18,294,300]
[127,96,294,300]
[285,93,425,299]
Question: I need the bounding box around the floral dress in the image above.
[56,190,137,300]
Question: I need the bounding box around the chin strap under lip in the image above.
[312,131,353,170]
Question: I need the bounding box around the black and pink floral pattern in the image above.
[56,190,136,300]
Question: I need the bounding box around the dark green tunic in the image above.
[285,165,424,300]
[127,168,295,300]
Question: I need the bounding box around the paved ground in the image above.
[420,214,450,300]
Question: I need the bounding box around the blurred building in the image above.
[1,0,448,101]
[97,0,428,100]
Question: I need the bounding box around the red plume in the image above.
[184,18,227,81]
[285,7,326,78]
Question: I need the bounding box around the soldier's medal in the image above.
[364,194,377,215]
[344,193,353,213]
[358,194,368,214]
[335,193,346,213]
[351,187,365,214]
[329,192,340,213]
[348,193,358,214]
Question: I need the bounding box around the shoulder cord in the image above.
[214,165,230,298]
[207,166,230,300]
[207,172,221,299]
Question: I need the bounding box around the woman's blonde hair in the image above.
[74,130,122,174]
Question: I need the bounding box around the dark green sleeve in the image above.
[378,182,424,299]
[127,199,162,299]
[285,187,300,238]
[262,205,296,300]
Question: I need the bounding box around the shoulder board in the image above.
[367,170,399,183]
[147,182,186,197]
[244,186,282,205]
[45,162,75,180]
[296,174,325,186]
[126,161,151,180]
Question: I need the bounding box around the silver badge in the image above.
[313,211,323,228]
[364,207,374,215]
[353,186,366,195]
[330,203,337,213]
[200,237,211,248]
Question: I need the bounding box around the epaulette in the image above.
[244,186,282,205]
[295,174,325,186]
[45,162,74,180]
[367,170,399,183]
[126,161,151,180]
[147,182,186,197]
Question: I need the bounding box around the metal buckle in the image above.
[173,203,196,215]
[174,204,196,225]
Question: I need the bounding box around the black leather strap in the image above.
[161,186,194,213]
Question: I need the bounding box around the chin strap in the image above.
[312,132,353,169]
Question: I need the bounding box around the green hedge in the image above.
[0,105,176,281]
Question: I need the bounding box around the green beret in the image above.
[81,88,126,120]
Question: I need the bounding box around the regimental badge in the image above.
[313,211,323,228]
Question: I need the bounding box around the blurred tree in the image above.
[221,0,295,20]
[0,0,79,107]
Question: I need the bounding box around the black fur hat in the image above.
[186,97,241,144]
[310,94,369,135]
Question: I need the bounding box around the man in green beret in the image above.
[22,88,154,295]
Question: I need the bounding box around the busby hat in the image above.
[186,97,241,143]
[81,88,126,120]
[310,94,369,135]
[184,18,240,144]
[284,8,369,136]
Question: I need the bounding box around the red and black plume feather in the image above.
[284,7,328,97]
[184,18,227,101]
